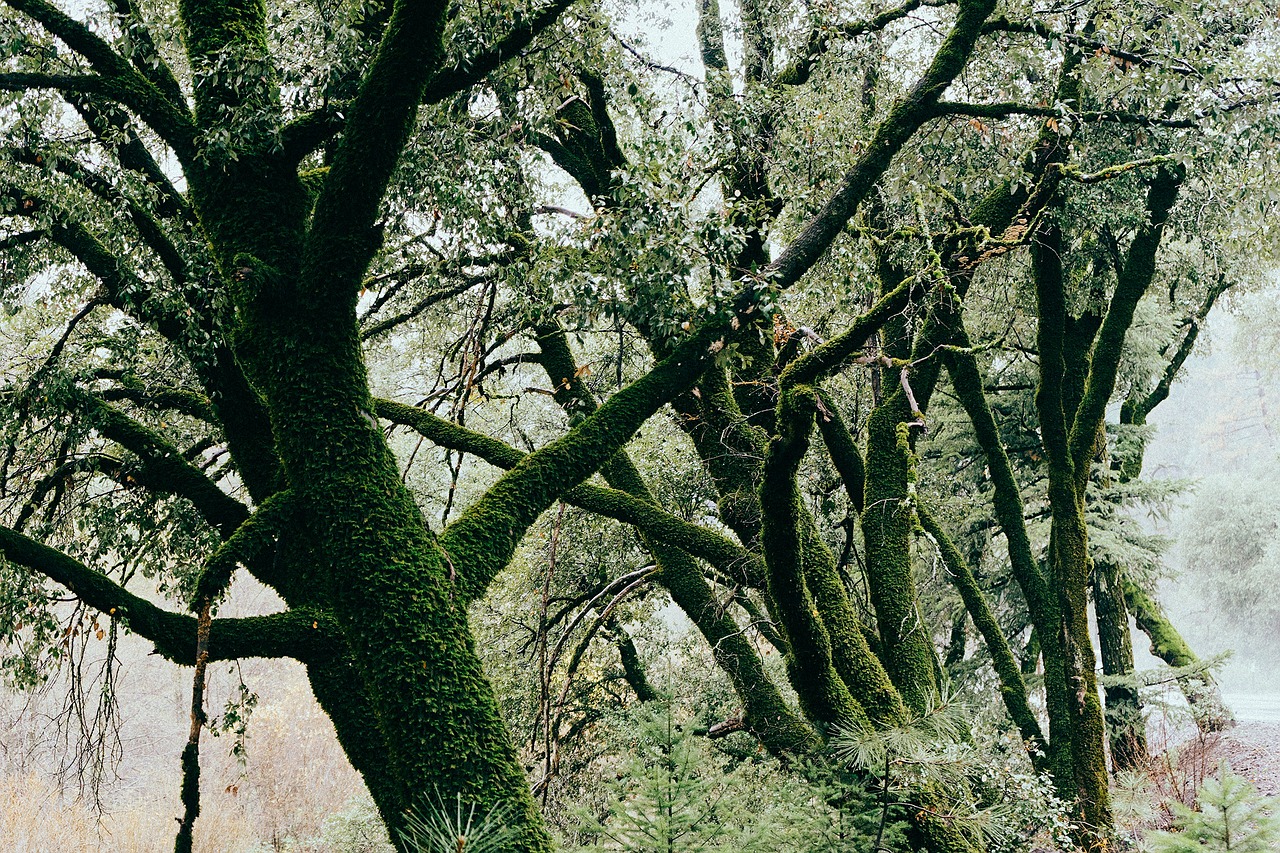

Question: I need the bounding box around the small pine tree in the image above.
[1147,762,1280,853]
[584,703,738,852]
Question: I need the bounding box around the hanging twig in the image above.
[174,600,211,853]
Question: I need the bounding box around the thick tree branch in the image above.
[70,99,193,223]
[941,320,1052,625]
[778,279,914,387]
[3,0,194,157]
[435,321,731,599]
[98,386,217,423]
[8,145,189,284]
[303,0,451,301]
[813,390,865,515]
[1068,166,1182,474]
[0,525,334,664]
[373,399,766,594]
[760,386,869,729]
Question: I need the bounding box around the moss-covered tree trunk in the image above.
[1124,579,1232,732]
[1032,217,1113,844]
[165,2,557,846]
[1094,560,1147,769]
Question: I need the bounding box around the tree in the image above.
[0,0,1275,850]
[1148,764,1280,853]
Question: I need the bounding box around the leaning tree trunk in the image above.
[1124,579,1233,732]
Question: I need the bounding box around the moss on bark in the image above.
[917,503,1046,762]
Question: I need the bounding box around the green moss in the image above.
[761,386,868,731]
[917,503,1045,763]
[1124,579,1232,732]
[861,389,938,714]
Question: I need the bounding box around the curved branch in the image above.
[373,398,766,592]
[1123,275,1230,428]
[0,524,335,664]
[813,389,866,515]
[191,490,295,606]
[3,0,194,158]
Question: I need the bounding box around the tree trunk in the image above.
[1124,579,1233,732]
[1094,561,1147,770]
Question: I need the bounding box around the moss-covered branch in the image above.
[4,0,194,158]
[98,386,218,424]
[191,490,295,607]
[1123,578,1232,731]
[437,324,729,600]
[375,398,768,594]
[303,0,450,304]
[69,98,194,223]
[7,145,189,285]
[108,0,186,108]
[814,390,866,515]
[1093,560,1147,769]
[767,0,998,288]
[916,503,1045,760]
[422,0,579,105]
[0,524,335,664]
[760,386,868,730]
[1068,166,1183,475]
[777,279,914,387]
[534,326,816,752]
[941,323,1051,622]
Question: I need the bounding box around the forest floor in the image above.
[1142,694,1280,807]
[1205,721,1280,796]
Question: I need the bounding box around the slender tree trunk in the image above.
[1094,561,1148,770]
